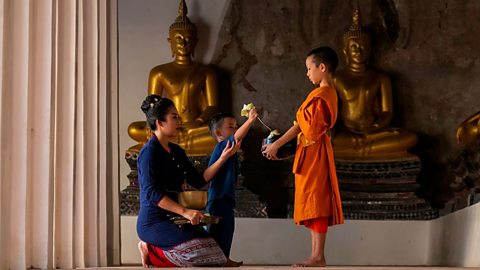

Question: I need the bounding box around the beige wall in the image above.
[121,203,480,266]
[120,0,480,211]
[211,0,480,208]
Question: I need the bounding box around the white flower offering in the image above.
[240,102,274,132]
[241,103,256,117]
[267,129,281,139]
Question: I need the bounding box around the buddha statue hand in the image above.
[456,111,480,146]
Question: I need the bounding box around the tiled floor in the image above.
[78,266,473,270]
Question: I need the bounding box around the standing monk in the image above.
[262,46,344,267]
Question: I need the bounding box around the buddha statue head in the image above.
[343,6,371,67]
[168,0,198,59]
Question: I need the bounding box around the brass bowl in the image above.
[178,191,208,210]
[261,135,296,159]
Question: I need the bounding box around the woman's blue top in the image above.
[136,134,208,249]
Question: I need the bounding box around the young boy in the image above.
[206,108,258,266]
[262,46,344,267]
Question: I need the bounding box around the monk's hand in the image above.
[220,139,242,160]
[262,143,279,160]
[183,209,205,225]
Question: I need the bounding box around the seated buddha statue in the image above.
[332,7,417,158]
[456,110,480,145]
[128,0,218,155]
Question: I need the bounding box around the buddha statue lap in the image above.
[127,0,217,155]
[332,7,417,158]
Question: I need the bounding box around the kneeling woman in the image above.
[136,95,240,267]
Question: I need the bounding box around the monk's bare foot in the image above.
[224,258,244,267]
[138,241,152,268]
[292,256,326,267]
[292,257,311,267]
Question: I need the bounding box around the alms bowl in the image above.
[177,191,208,210]
[261,134,297,159]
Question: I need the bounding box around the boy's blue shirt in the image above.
[207,135,238,206]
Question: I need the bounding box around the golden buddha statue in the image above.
[456,110,480,145]
[128,0,218,155]
[332,6,417,158]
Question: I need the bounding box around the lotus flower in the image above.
[240,102,273,132]
[241,103,255,117]
[267,129,281,139]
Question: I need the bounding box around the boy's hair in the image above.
[307,46,339,73]
[208,112,235,138]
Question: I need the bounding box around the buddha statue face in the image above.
[168,29,198,57]
[344,36,371,66]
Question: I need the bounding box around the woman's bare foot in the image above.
[292,256,326,267]
[138,241,152,268]
[224,258,244,267]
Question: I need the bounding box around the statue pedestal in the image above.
[234,174,268,217]
[120,148,140,216]
[120,149,267,217]
[448,140,480,211]
[335,155,439,220]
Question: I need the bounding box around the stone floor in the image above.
[78,266,472,269]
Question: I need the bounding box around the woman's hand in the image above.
[262,142,279,160]
[220,139,241,161]
[182,208,205,225]
[157,196,205,225]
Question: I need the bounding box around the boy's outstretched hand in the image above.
[220,139,242,160]
[248,108,258,122]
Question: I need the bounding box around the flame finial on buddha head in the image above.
[169,0,197,36]
[343,1,366,41]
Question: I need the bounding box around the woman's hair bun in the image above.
[140,95,174,130]
[141,95,162,114]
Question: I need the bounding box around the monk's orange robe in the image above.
[293,86,344,226]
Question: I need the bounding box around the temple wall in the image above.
[119,0,480,212]
[211,0,480,208]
